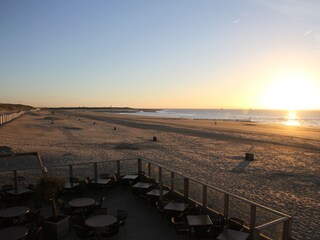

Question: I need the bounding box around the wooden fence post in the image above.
[94,162,98,181]
[250,204,256,234]
[224,194,229,219]
[184,178,189,200]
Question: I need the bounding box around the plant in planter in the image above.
[36,175,69,240]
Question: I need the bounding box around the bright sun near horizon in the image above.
[260,70,319,110]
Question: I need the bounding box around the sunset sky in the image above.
[1,0,320,109]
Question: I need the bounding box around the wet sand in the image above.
[0,110,319,239]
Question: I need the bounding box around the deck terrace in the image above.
[62,184,177,240]
[0,153,293,240]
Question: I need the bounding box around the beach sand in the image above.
[0,110,319,239]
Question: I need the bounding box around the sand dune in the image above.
[0,103,34,113]
[0,110,319,239]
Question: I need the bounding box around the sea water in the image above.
[122,109,320,127]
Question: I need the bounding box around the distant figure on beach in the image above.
[215,122,217,125]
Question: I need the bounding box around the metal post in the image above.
[94,162,98,181]
[138,158,141,174]
[159,182,164,202]
[13,170,18,191]
[283,218,292,240]
[69,165,73,186]
[158,167,162,183]
[202,185,207,209]
[170,172,174,191]
[184,178,189,200]
[117,161,120,177]
[147,163,151,178]
[250,204,256,234]
[224,194,229,219]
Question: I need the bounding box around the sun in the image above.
[260,70,318,110]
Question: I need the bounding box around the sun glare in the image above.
[284,110,300,126]
[261,71,318,110]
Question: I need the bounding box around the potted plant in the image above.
[36,175,70,240]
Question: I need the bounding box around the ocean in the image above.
[121,109,320,128]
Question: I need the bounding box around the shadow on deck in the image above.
[62,184,177,240]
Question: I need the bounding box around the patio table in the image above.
[0,206,29,218]
[164,202,188,212]
[69,197,95,208]
[85,215,117,239]
[0,226,28,240]
[6,187,32,196]
[217,229,250,240]
[187,215,213,226]
[64,182,80,189]
[92,178,111,185]
[147,189,169,197]
[123,174,139,180]
[132,182,152,189]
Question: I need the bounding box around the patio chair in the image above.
[57,198,74,216]
[171,215,189,238]
[155,200,166,214]
[99,173,109,179]
[69,177,80,183]
[88,196,107,216]
[24,209,44,227]
[228,217,244,231]
[101,222,120,239]
[117,209,128,234]
[72,223,95,239]
[189,226,209,240]
[25,225,43,240]
[117,209,128,225]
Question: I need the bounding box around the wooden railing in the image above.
[0,156,293,239]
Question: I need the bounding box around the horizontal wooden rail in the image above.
[138,157,292,218]
[256,217,289,230]
[160,177,185,183]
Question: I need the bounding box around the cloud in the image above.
[303,28,313,37]
[254,0,320,18]
[231,19,240,24]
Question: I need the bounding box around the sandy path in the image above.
[0,110,319,239]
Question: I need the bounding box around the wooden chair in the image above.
[117,209,128,234]
[69,177,79,183]
[189,226,209,240]
[72,223,95,239]
[25,225,43,240]
[101,222,120,239]
[99,173,109,179]
[117,209,128,225]
[228,217,244,231]
[171,216,189,238]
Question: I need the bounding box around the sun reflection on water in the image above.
[284,111,300,126]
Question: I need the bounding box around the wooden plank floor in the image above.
[63,184,179,240]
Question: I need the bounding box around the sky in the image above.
[1,0,320,109]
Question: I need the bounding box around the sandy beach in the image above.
[0,110,319,239]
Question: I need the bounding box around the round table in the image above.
[68,197,95,208]
[85,215,117,228]
[0,206,29,218]
[0,226,28,240]
[85,215,117,239]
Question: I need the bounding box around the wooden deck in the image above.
[62,184,177,240]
